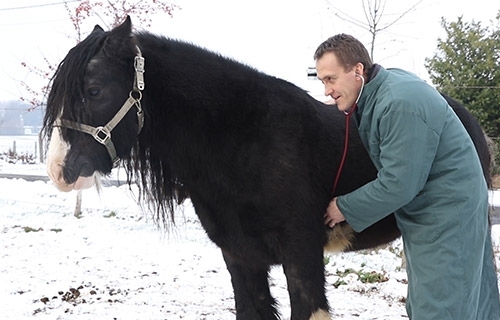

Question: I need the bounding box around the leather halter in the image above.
[55,46,145,168]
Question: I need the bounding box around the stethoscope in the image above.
[332,73,365,195]
[343,73,365,116]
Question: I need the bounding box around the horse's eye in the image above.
[87,87,101,97]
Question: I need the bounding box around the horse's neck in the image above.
[138,34,268,137]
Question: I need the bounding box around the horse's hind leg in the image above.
[222,250,279,320]
[282,245,330,320]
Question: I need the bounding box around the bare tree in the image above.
[324,0,422,60]
[21,0,177,109]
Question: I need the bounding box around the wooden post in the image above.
[38,132,44,163]
[74,190,82,218]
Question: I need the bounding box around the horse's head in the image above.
[44,17,144,191]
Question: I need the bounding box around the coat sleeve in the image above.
[336,107,441,232]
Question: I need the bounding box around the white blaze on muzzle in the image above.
[46,127,96,192]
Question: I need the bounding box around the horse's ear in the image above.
[92,25,104,34]
[104,16,135,55]
[110,16,133,39]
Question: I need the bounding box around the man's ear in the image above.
[354,62,364,76]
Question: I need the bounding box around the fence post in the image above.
[74,190,82,217]
[38,133,44,163]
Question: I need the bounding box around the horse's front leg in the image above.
[222,250,280,320]
[282,243,331,320]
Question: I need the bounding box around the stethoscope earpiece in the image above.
[354,74,364,104]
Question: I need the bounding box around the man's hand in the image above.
[324,197,346,228]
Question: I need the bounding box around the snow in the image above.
[1,163,499,319]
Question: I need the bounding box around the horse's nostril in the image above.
[62,164,80,185]
[79,163,95,177]
[61,155,94,184]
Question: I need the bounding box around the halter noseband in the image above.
[55,46,145,168]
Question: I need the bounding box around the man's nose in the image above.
[324,85,333,97]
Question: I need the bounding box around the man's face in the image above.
[316,52,363,112]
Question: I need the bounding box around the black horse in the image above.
[43,17,491,320]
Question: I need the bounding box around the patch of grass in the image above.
[336,268,357,278]
[333,268,388,288]
[358,270,388,284]
[13,226,62,233]
[332,279,347,288]
[22,226,43,233]
[387,244,404,258]
[103,211,117,218]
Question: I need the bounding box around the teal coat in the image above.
[336,67,500,319]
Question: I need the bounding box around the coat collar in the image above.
[356,64,388,116]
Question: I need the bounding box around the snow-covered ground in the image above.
[1,161,499,319]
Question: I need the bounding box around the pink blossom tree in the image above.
[21,0,178,108]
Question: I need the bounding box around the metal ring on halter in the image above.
[130,90,142,100]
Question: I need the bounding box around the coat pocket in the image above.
[396,192,443,244]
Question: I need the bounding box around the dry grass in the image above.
[493,175,500,189]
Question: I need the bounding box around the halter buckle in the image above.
[93,126,111,144]
[134,55,145,90]
[135,100,144,133]
[112,157,121,168]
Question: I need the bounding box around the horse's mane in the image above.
[123,33,214,227]
[126,145,182,227]
[122,30,282,227]
[43,28,107,140]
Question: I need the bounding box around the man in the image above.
[316,34,500,319]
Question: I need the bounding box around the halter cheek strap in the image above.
[55,46,145,168]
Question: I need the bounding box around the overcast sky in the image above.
[0,0,498,103]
